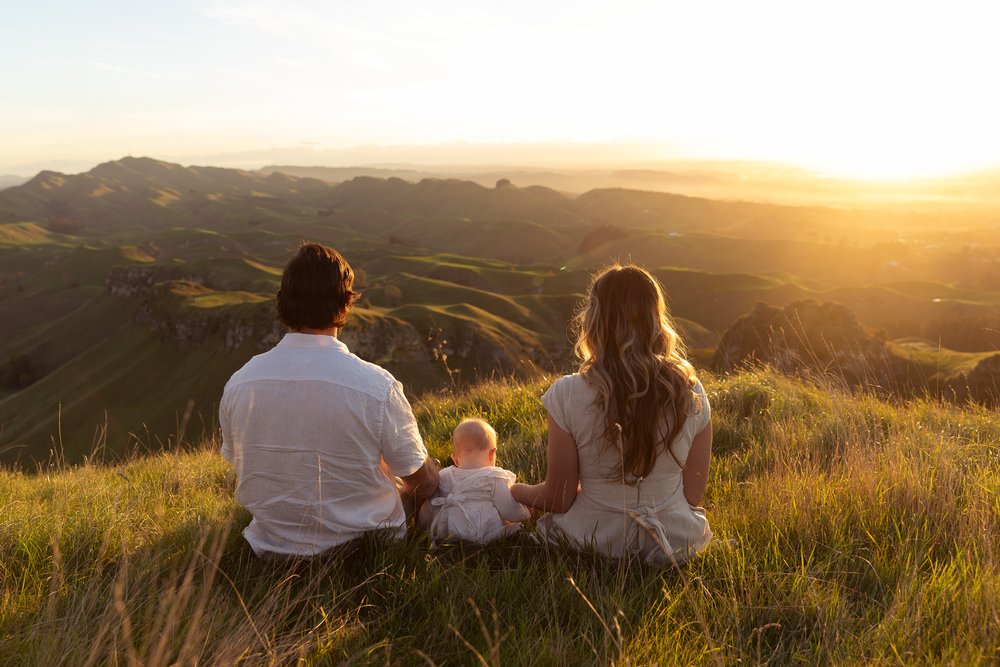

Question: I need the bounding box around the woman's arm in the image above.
[491,479,531,522]
[510,414,580,513]
[682,421,712,506]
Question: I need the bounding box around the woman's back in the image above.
[510,263,714,563]
[537,373,712,561]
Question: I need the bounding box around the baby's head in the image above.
[451,418,498,469]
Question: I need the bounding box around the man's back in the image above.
[221,333,426,557]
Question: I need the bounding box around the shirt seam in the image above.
[377,381,390,457]
[224,375,390,401]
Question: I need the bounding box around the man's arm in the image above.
[380,380,437,514]
[394,456,439,520]
[398,456,440,503]
[219,390,234,465]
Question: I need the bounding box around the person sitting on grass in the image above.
[511,264,714,564]
[220,242,439,559]
[418,418,530,545]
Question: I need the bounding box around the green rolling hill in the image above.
[1,156,998,466]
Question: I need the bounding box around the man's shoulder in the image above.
[222,350,271,393]
[223,343,399,401]
[339,351,399,396]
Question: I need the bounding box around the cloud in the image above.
[198,0,300,36]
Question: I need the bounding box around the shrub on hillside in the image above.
[46,217,84,235]
[1,353,37,388]
[383,285,402,307]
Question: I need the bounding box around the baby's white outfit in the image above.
[421,466,530,544]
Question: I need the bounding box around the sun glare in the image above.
[787,139,996,183]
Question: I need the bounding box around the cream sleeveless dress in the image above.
[537,374,713,563]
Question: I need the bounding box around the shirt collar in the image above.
[277,332,349,352]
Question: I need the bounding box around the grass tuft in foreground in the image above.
[1,369,998,664]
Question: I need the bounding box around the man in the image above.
[220,242,439,558]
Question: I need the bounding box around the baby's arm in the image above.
[491,478,531,522]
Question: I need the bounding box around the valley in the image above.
[1,157,998,466]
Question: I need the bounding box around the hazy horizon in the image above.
[5,141,1000,183]
[0,141,788,178]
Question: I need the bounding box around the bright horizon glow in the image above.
[2,1,1000,180]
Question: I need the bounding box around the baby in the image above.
[418,418,530,545]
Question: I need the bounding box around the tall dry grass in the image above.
[1,370,998,664]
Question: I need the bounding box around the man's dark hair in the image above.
[276,243,360,330]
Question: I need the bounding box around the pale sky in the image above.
[3,0,1000,179]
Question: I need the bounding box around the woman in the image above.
[511,264,713,563]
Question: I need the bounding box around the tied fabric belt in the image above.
[586,494,678,564]
[587,475,687,564]
[629,507,676,564]
[428,494,471,541]
[427,492,495,545]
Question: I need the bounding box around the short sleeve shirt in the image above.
[220,333,427,556]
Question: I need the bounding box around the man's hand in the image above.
[398,456,441,518]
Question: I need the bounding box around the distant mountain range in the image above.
[259,162,1000,209]
[2,155,987,243]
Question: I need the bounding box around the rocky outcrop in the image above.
[105,263,557,389]
[955,353,1000,404]
[107,266,445,383]
[713,300,901,389]
[341,316,434,370]
[714,300,1000,403]
[127,283,278,350]
[424,314,568,382]
[108,264,282,350]
[106,266,212,297]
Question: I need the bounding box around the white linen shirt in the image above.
[220,333,427,557]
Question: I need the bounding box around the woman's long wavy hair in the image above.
[575,264,701,482]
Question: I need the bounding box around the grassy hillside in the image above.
[3,219,999,465]
[1,371,997,665]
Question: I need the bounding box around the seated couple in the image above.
[220,244,713,564]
